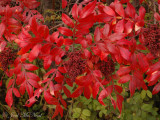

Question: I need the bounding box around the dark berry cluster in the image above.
[0,47,17,71]
[0,0,17,7]
[0,0,11,7]
[64,51,86,82]
[98,57,115,78]
[143,24,160,57]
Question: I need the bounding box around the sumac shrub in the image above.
[1,0,160,119]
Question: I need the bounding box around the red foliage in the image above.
[1,0,160,119]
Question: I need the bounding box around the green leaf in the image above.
[146,90,152,98]
[73,108,81,113]
[82,109,91,117]
[141,90,146,99]
[141,104,152,112]
[72,112,80,118]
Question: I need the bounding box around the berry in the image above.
[64,51,86,82]
[0,47,17,71]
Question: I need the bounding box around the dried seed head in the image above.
[0,47,17,71]
[98,57,115,78]
[64,51,86,82]
[143,24,160,57]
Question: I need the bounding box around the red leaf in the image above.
[147,61,160,74]
[37,25,49,39]
[148,71,160,84]
[84,86,91,99]
[0,23,5,38]
[19,82,26,95]
[60,96,67,108]
[124,20,134,34]
[58,105,63,117]
[114,85,123,94]
[139,6,146,20]
[154,12,160,21]
[62,0,67,9]
[103,6,115,16]
[119,46,131,61]
[115,3,125,17]
[23,63,38,71]
[25,96,37,107]
[26,82,33,98]
[52,105,59,118]
[29,44,42,62]
[129,78,136,97]
[43,56,52,70]
[98,89,107,106]
[93,70,102,78]
[94,27,101,42]
[13,88,20,97]
[152,82,160,95]
[27,72,40,81]
[0,41,7,52]
[72,4,78,20]
[137,53,149,72]
[28,79,40,88]
[23,0,40,9]
[44,91,59,105]
[115,19,124,33]
[116,95,124,113]
[126,2,136,18]
[120,0,130,3]
[117,66,131,76]
[103,24,110,38]
[62,13,74,28]
[63,86,71,97]
[71,86,84,98]
[58,27,73,36]
[49,81,55,95]
[64,38,73,45]
[118,74,131,83]
[111,97,116,109]
[92,82,100,99]
[45,69,56,76]
[58,67,67,73]
[7,79,14,89]
[80,0,97,18]
[109,33,126,41]
[5,88,13,108]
